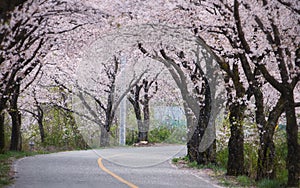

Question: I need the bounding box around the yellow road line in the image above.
[97,158,139,188]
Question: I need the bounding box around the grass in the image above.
[0,150,48,187]
[257,179,283,188]
[236,175,255,187]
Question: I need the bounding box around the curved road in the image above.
[9,145,221,188]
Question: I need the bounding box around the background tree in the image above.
[128,74,160,143]
[138,41,222,165]
[55,55,145,147]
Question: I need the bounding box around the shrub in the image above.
[148,126,171,143]
[257,179,282,188]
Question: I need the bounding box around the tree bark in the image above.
[197,78,215,164]
[285,90,299,187]
[128,85,147,142]
[37,106,45,143]
[9,108,22,151]
[227,102,245,176]
[100,125,110,147]
[256,95,284,181]
[9,84,22,151]
[257,129,276,180]
[142,89,150,142]
[186,110,199,162]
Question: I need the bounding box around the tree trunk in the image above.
[257,128,276,180]
[38,118,45,143]
[254,90,275,180]
[0,111,5,153]
[227,102,245,176]
[100,125,110,147]
[255,96,284,181]
[187,117,200,162]
[141,96,150,142]
[9,108,22,151]
[37,107,45,143]
[186,105,216,165]
[9,84,22,151]
[128,94,145,142]
[285,91,299,187]
[128,84,150,142]
[196,81,216,165]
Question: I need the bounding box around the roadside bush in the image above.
[164,126,186,144]
[244,142,258,178]
[148,126,171,143]
[216,147,228,169]
[257,179,283,188]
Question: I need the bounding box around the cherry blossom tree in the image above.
[128,73,160,143]
[184,0,299,185]
[138,37,224,164]
[0,0,107,152]
[1,0,298,185]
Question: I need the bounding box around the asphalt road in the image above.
[9,145,221,188]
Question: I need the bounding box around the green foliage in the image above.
[211,116,290,187]
[172,157,179,163]
[3,114,11,152]
[125,128,138,145]
[273,130,288,185]
[27,107,88,151]
[148,126,171,143]
[216,147,228,169]
[257,179,283,188]
[244,143,258,179]
[164,126,186,144]
[148,125,186,144]
[187,161,198,168]
[172,155,189,164]
[220,178,231,187]
[236,175,255,187]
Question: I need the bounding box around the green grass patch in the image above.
[172,155,189,164]
[0,151,48,187]
[237,175,255,187]
[257,179,283,188]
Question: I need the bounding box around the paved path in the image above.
[9,145,220,188]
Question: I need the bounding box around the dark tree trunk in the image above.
[128,80,154,143]
[37,107,45,143]
[257,129,276,180]
[133,104,143,142]
[9,84,22,151]
[37,118,45,143]
[100,125,110,147]
[186,113,199,162]
[142,91,150,142]
[227,102,245,176]
[128,85,146,142]
[0,111,5,153]
[9,108,22,151]
[256,95,284,181]
[197,78,215,164]
[285,90,299,187]
[100,90,114,147]
[186,92,215,165]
